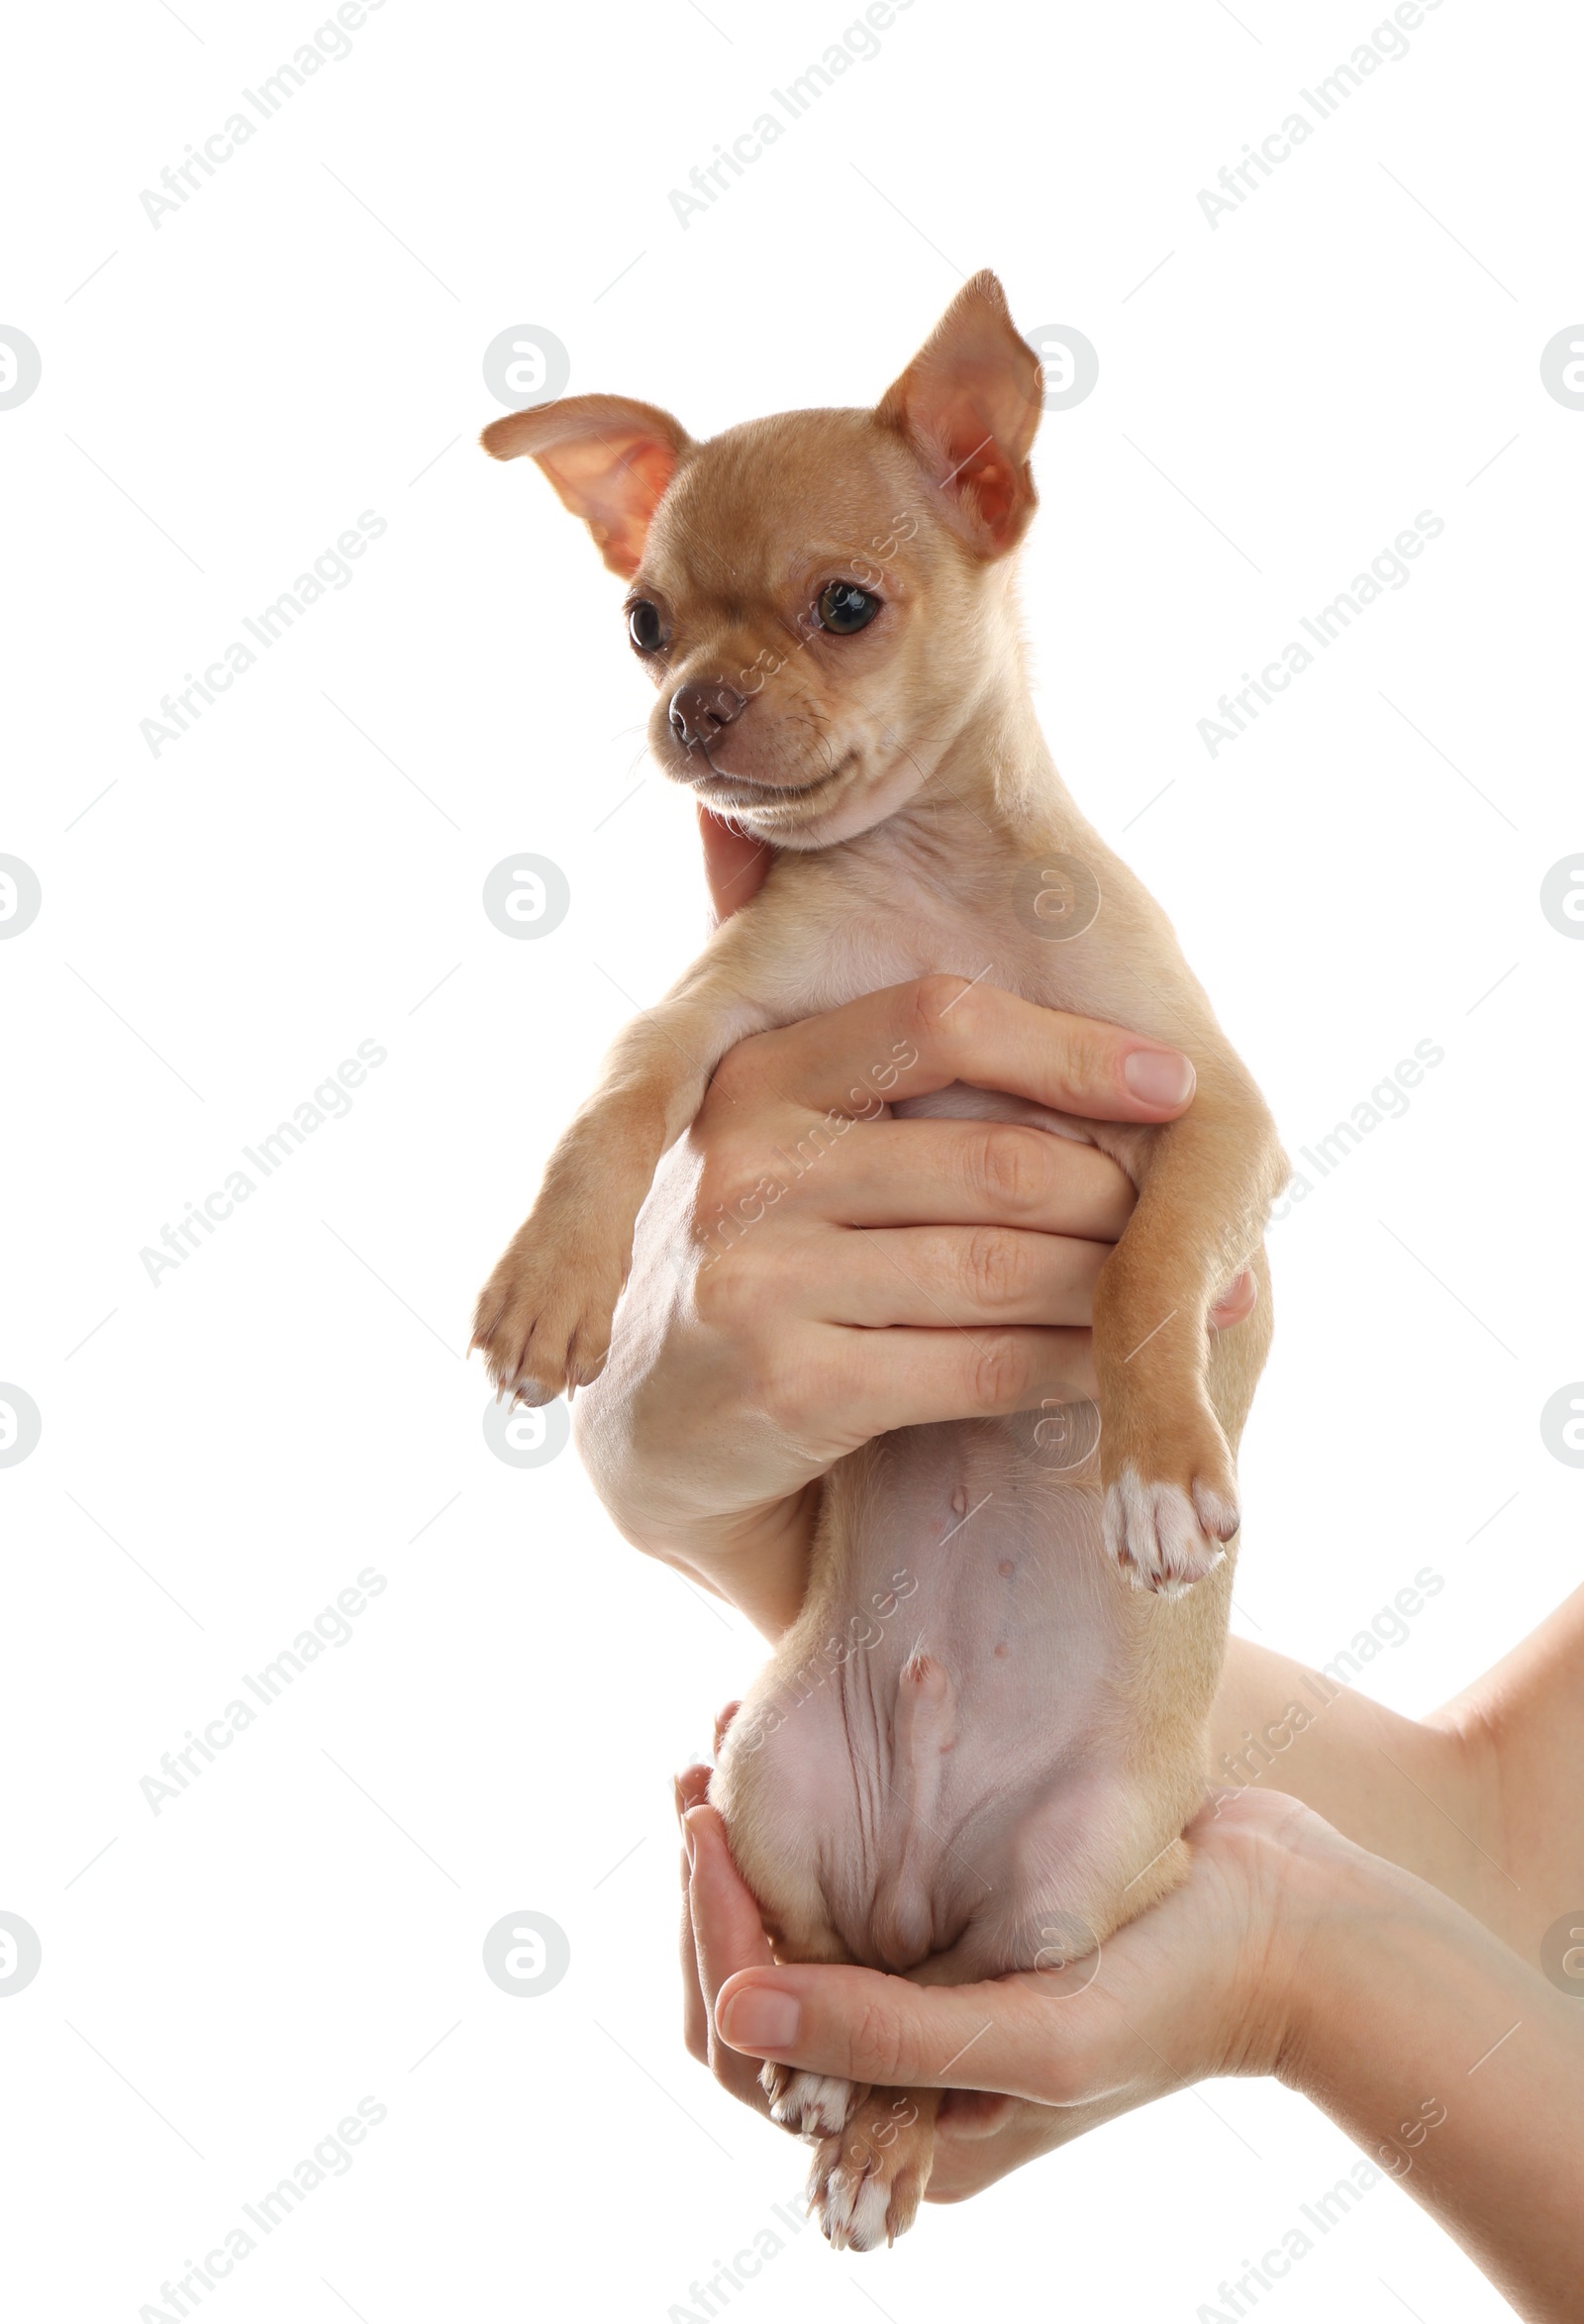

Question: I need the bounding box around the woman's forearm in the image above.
[1210,1638,1510,1931]
[1279,1842,1584,2322]
[1432,1582,1584,1960]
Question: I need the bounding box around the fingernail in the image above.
[718,1984,801,2053]
[681,1807,699,1869]
[1123,1047,1195,1107]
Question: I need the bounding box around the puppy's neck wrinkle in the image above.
[871,681,1090,869]
[839,749,1093,904]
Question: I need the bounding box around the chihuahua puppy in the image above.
[472,273,1288,2248]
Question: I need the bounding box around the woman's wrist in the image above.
[1270,1826,1418,2086]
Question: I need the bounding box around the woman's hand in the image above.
[676,1770,1309,2188]
[681,1776,1584,2317]
[575,815,1253,1636]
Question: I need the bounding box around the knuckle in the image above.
[909,972,969,1026]
[904,973,971,1061]
[693,1143,784,1243]
[756,1346,812,1435]
[707,1037,765,1107]
[761,1350,829,1444]
[967,1331,1034,1413]
[763,1334,868,1453]
[850,1998,915,2085]
[961,1226,1035,1310]
[690,1246,756,1331]
[1059,1021,1112,1096]
[970,1126,1045,1217]
[692,1135,753,1219]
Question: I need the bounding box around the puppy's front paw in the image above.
[808,2090,934,2251]
[1091,1375,1236,1598]
[761,2063,859,2138]
[470,1216,627,1405]
[1104,1469,1236,1594]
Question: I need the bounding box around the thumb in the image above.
[714,1963,1075,2104]
[699,805,772,924]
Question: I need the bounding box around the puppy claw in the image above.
[469,1244,622,1408]
[1104,1465,1236,1594]
[1192,1477,1240,1544]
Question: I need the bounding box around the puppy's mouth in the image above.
[683,749,856,814]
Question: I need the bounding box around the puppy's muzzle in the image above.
[669,678,745,752]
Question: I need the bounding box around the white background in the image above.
[3,0,1581,2317]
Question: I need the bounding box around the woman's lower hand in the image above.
[676,1772,1323,2199]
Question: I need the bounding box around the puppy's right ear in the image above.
[481,395,691,578]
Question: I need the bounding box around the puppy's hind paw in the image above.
[761,2063,858,2138]
[808,2090,935,2251]
[1104,1465,1238,1597]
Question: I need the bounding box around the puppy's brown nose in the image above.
[668,679,745,751]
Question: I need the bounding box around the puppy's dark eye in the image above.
[816,582,880,635]
[628,600,666,653]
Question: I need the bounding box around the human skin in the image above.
[577,813,1584,2308]
[692,1779,1584,2320]
[680,1587,1584,2317]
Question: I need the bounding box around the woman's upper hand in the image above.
[575,822,1254,1633]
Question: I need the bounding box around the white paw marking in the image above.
[765,2068,854,2138]
[1192,1477,1239,1544]
[820,2158,893,2252]
[1104,1466,1235,1594]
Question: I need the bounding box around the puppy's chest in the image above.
[796,872,1113,1024]
[788,873,1152,1171]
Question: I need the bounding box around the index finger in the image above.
[684,1804,779,2105]
[731,978,1196,1124]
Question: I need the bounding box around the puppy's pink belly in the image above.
[715,1082,1167,1982]
[796,1420,1138,1973]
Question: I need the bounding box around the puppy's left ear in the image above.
[875,271,1043,554]
[481,393,692,577]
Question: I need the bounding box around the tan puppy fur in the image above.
[471,274,1288,2247]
